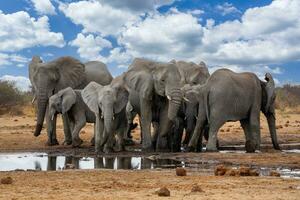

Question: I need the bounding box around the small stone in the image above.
[1,177,13,184]
[286,120,290,124]
[13,119,18,122]
[191,184,204,193]
[176,167,187,176]
[214,165,227,176]
[276,125,283,129]
[270,171,280,177]
[284,124,289,127]
[225,169,238,176]
[220,129,225,132]
[239,166,250,176]
[156,187,170,197]
[226,128,230,132]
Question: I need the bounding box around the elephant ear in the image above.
[81,82,103,114]
[114,86,129,114]
[53,57,86,90]
[60,87,76,114]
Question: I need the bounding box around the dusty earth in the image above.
[0,108,300,199]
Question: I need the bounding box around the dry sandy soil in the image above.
[0,108,299,199]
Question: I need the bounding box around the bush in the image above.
[0,80,32,115]
[275,84,300,112]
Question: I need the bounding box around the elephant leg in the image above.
[206,117,224,152]
[241,119,255,153]
[95,115,104,153]
[187,114,206,152]
[62,114,72,145]
[46,108,59,146]
[91,124,96,146]
[171,117,184,152]
[156,104,171,152]
[151,122,159,149]
[244,110,261,152]
[71,120,85,148]
[140,99,153,151]
[114,128,125,152]
[183,117,196,147]
[103,134,115,153]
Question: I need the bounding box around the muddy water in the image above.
[0,152,300,179]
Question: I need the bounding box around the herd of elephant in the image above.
[29,56,280,153]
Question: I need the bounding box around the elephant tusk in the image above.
[51,114,54,121]
[101,114,104,119]
[167,95,172,101]
[183,97,190,102]
[112,116,115,120]
[31,96,36,104]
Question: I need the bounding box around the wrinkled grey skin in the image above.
[48,87,96,147]
[81,75,129,153]
[124,58,183,152]
[183,69,280,152]
[174,60,210,150]
[29,56,112,145]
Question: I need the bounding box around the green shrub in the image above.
[0,80,32,115]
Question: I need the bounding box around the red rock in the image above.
[1,177,13,184]
[176,167,187,176]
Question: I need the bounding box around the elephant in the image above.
[29,56,112,145]
[124,58,183,152]
[174,60,210,150]
[183,68,280,153]
[48,87,95,147]
[81,74,129,153]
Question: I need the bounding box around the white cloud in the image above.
[59,1,139,36]
[216,2,241,16]
[188,9,204,16]
[97,0,176,13]
[0,75,31,92]
[0,53,29,66]
[0,11,64,52]
[119,11,203,62]
[69,33,112,61]
[31,0,56,15]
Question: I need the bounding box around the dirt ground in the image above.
[0,108,300,199]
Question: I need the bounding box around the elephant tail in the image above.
[204,89,210,124]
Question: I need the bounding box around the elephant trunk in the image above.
[102,105,114,146]
[34,86,48,137]
[266,113,280,150]
[167,88,182,121]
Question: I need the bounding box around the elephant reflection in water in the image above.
[94,157,133,169]
[46,156,80,170]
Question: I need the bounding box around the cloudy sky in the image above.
[0,0,300,91]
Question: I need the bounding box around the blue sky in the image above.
[0,0,299,91]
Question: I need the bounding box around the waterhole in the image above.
[0,152,299,179]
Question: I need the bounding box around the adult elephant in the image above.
[175,60,210,150]
[183,69,280,152]
[124,58,183,152]
[29,56,113,145]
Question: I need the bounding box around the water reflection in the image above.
[0,153,184,171]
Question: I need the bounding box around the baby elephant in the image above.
[183,69,280,153]
[48,87,95,147]
[81,75,129,153]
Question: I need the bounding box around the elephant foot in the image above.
[63,140,72,146]
[72,138,83,148]
[185,146,195,152]
[206,144,218,152]
[124,138,135,146]
[46,139,59,146]
[103,146,114,153]
[142,145,154,152]
[90,137,95,146]
[114,145,125,152]
[245,140,256,153]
